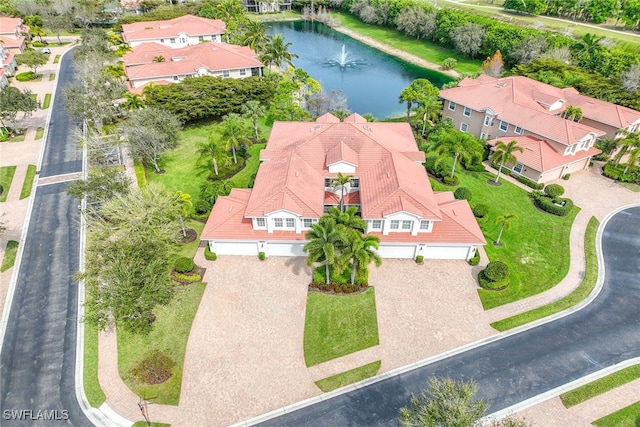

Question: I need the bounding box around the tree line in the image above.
[504,0,640,27]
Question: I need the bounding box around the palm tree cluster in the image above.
[238,21,298,72]
[304,207,382,287]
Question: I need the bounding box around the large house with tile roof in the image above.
[440,75,640,183]
[202,113,485,260]
[123,41,263,91]
[0,17,28,53]
[121,15,226,48]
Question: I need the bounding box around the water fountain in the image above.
[324,44,367,69]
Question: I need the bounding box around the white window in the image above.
[303,218,316,228]
[170,38,176,43]
[460,123,469,132]
[480,133,486,139]
[448,101,456,111]
[160,38,165,43]
[499,121,508,132]
[274,218,283,228]
[324,178,332,188]
[390,220,399,230]
[286,218,295,228]
[463,106,472,117]
[484,116,490,126]
[578,140,587,150]
[564,145,572,155]
[256,218,265,227]
[371,219,382,230]
[419,220,431,230]
[514,126,523,134]
[240,69,246,76]
[172,75,179,81]
[351,178,360,188]
[513,163,523,174]
[402,220,412,230]
[223,70,230,78]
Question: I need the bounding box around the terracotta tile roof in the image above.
[324,191,361,205]
[123,42,262,81]
[488,136,601,173]
[0,35,24,50]
[0,17,28,36]
[121,15,225,44]
[326,141,359,167]
[564,92,640,130]
[441,75,609,145]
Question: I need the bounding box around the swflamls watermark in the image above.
[2,409,69,421]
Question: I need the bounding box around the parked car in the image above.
[42,48,51,54]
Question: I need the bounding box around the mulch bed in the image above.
[486,179,502,186]
[308,283,371,296]
[172,267,206,285]
[179,228,198,243]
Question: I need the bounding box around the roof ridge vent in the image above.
[496,81,506,88]
[363,124,373,132]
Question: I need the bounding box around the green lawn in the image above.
[132,422,171,427]
[175,220,206,260]
[35,127,44,140]
[315,360,381,392]
[429,165,577,309]
[336,12,482,74]
[561,364,640,408]
[491,217,599,330]
[0,166,17,202]
[84,320,106,407]
[49,73,55,81]
[6,131,26,142]
[118,282,206,405]
[19,164,37,199]
[134,161,147,188]
[42,93,52,109]
[53,54,61,64]
[593,401,640,426]
[304,288,379,367]
[0,240,18,272]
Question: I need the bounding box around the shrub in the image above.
[484,261,509,281]
[603,162,623,180]
[465,164,486,172]
[0,185,3,195]
[15,71,36,82]
[562,173,571,180]
[469,249,480,266]
[174,272,202,282]
[32,41,45,47]
[534,196,574,216]
[443,175,459,186]
[454,187,472,201]
[513,174,544,190]
[426,162,446,178]
[204,246,217,261]
[174,256,195,273]
[473,204,489,218]
[442,57,457,70]
[544,183,565,198]
[478,270,509,290]
[130,350,175,385]
[415,255,424,264]
[194,199,211,214]
[258,251,265,261]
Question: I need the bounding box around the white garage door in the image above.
[376,244,416,259]
[267,242,306,257]
[424,245,470,260]
[215,242,258,256]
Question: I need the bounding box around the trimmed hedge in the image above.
[416,255,424,264]
[204,246,217,261]
[464,164,486,172]
[534,195,574,216]
[484,261,509,281]
[544,184,565,198]
[473,204,489,218]
[194,199,211,214]
[258,251,266,261]
[174,272,202,282]
[454,187,472,201]
[443,175,459,186]
[514,174,545,190]
[15,71,36,82]
[478,270,509,290]
[469,249,480,266]
[174,257,195,273]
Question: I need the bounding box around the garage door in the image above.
[215,242,258,256]
[376,244,416,259]
[267,242,306,257]
[424,245,470,260]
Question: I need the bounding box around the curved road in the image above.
[258,206,640,426]
[0,49,92,426]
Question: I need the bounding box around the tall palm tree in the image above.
[322,207,366,234]
[623,145,640,175]
[303,219,347,284]
[331,172,353,212]
[122,93,145,111]
[220,113,250,164]
[494,213,518,245]
[430,131,483,179]
[241,100,266,140]
[562,105,583,122]
[490,140,524,184]
[242,20,270,55]
[197,133,220,176]
[175,191,192,237]
[265,34,298,72]
[614,132,640,165]
[343,234,382,285]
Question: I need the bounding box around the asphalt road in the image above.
[259,206,640,426]
[0,50,92,426]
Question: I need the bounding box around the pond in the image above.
[266,20,453,120]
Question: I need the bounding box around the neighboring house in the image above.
[0,17,28,53]
[202,113,485,260]
[242,0,292,13]
[0,68,9,91]
[123,41,264,91]
[438,75,640,183]
[121,15,226,48]
[0,43,18,76]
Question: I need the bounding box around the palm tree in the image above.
[197,133,220,176]
[242,20,270,55]
[614,132,640,165]
[331,172,353,212]
[220,113,250,164]
[562,105,583,122]
[241,100,266,140]
[430,131,483,179]
[490,140,524,184]
[153,55,165,63]
[594,136,618,160]
[175,191,192,237]
[343,234,382,285]
[122,93,145,111]
[494,213,518,245]
[623,145,640,175]
[265,34,298,72]
[322,207,366,234]
[303,219,347,284]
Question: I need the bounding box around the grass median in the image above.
[315,360,381,392]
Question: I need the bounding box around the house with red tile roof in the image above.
[123,41,263,91]
[439,75,640,183]
[202,113,485,260]
[0,17,28,53]
[121,15,226,48]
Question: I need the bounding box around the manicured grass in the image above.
[315,360,381,392]
[84,320,106,407]
[19,164,37,199]
[118,282,206,405]
[561,364,640,408]
[336,12,482,74]
[593,401,640,426]
[6,131,26,142]
[175,220,206,260]
[491,217,599,331]
[35,127,44,140]
[132,422,171,427]
[53,54,61,64]
[0,166,17,202]
[618,182,640,192]
[303,288,379,367]
[0,240,19,272]
[429,165,578,309]
[42,93,51,109]
[133,161,147,188]
[49,73,55,81]
[230,143,264,188]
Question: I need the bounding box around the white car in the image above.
[42,48,51,54]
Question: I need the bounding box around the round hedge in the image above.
[473,203,489,218]
[15,72,36,82]
[544,183,565,198]
[194,199,211,214]
[534,196,574,216]
[454,187,472,201]
[443,175,459,186]
[174,256,195,273]
[484,261,509,282]
[478,270,509,290]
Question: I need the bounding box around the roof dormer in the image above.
[326,141,358,173]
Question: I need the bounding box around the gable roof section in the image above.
[564,92,640,129]
[326,141,359,167]
[122,15,225,43]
